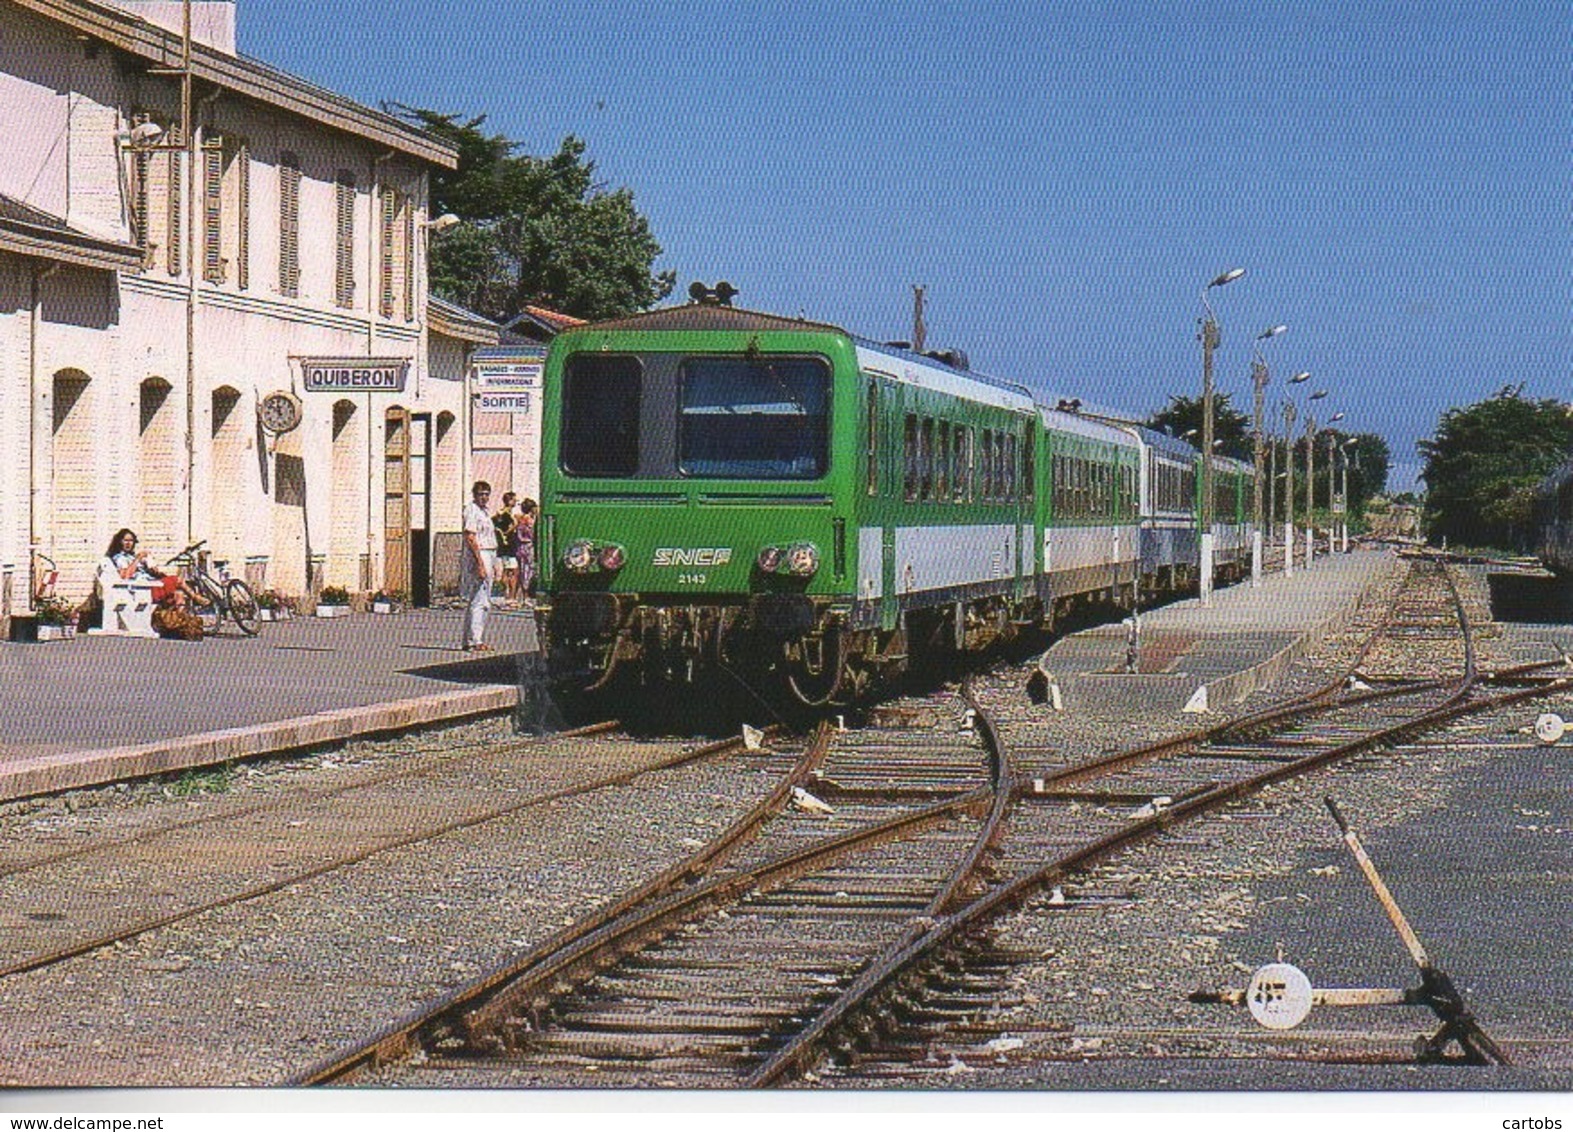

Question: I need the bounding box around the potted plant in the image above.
[315,585,351,618]
[369,589,402,614]
[256,590,297,622]
[34,595,76,641]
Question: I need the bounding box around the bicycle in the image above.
[163,540,261,636]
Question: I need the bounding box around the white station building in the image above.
[0,0,501,626]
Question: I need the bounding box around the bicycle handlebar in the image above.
[161,540,208,568]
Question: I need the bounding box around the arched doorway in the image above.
[210,386,247,570]
[49,369,96,592]
[329,399,362,588]
[138,376,181,557]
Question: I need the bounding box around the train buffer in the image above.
[1189,796,1511,1066]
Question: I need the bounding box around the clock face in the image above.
[259,391,302,433]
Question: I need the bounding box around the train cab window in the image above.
[678,356,829,479]
[562,354,642,476]
[936,421,951,501]
[904,414,918,501]
[919,417,934,500]
[1004,434,1017,502]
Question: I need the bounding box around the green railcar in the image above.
[537,298,1045,702]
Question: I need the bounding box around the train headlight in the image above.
[756,545,784,573]
[563,540,597,573]
[783,542,820,577]
[597,543,626,572]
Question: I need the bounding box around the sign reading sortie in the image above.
[297,357,410,393]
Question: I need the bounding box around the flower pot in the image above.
[315,605,349,619]
[258,608,279,622]
[36,624,70,641]
[371,601,396,615]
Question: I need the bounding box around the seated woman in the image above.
[100,529,208,610]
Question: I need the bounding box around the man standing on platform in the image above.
[461,481,496,652]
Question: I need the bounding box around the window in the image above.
[1005,434,1017,501]
[562,355,641,476]
[334,171,356,308]
[1023,432,1035,504]
[980,431,994,500]
[936,421,950,501]
[904,414,918,502]
[919,417,934,500]
[678,356,829,479]
[278,153,301,297]
[950,427,962,503]
[865,379,879,496]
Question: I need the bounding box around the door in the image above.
[409,413,432,606]
[383,407,409,598]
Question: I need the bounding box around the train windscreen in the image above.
[678,357,829,479]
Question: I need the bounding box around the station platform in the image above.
[1038,547,1398,714]
[0,550,1399,805]
[0,604,540,803]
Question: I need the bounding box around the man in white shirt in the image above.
[461,481,496,651]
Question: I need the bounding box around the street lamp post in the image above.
[1250,324,1287,586]
[1199,267,1245,605]
[1303,389,1328,567]
[1339,437,1358,552]
[1281,372,1309,578]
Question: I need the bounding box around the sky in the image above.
[239,0,1569,492]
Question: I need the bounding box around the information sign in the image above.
[298,357,409,393]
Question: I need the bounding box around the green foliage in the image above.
[167,765,232,796]
[34,595,73,625]
[1145,393,1251,460]
[398,108,674,322]
[319,585,351,605]
[1417,388,1573,549]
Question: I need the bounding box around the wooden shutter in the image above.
[165,126,183,276]
[278,154,300,297]
[402,201,415,322]
[379,185,396,318]
[202,136,225,282]
[334,171,356,308]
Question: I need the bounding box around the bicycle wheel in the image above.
[190,572,225,621]
[225,579,260,636]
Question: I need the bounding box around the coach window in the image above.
[1004,434,1017,502]
[919,417,935,500]
[1023,433,1035,505]
[955,427,971,501]
[562,355,641,476]
[904,414,918,501]
[936,421,950,501]
[865,380,879,496]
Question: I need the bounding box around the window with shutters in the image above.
[334,171,356,309]
[202,135,225,282]
[128,112,154,261]
[378,185,396,318]
[278,153,301,297]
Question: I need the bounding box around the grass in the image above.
[166,764,233,796]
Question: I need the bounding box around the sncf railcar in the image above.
[1124,426,1198,598]
[1209,454,1255,581]
[536,294,1251,703]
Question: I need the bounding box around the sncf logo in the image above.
[652,548,733,567]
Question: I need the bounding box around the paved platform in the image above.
[1040,548,1398,713]
[0,605,539,802]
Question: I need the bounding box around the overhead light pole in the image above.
[1339,436,1358,552]
[1304,389,1329,567]
[1199,267,1244,605]
[1281,372,1309,578]
[1250,324,1287,586]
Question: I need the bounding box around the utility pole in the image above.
[911,284,926,354]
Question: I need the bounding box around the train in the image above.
[534,288,1254,704]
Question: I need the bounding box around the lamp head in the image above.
[426,213,461,233]
[1288,371,1310,385]
[1207,267,1246,289]
[1329,412,1346,423]
[123,121,164,147]
[1257,324,1288,341]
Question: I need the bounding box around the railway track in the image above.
[315,556,1568,1088]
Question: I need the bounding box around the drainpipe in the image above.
[28,262,62,612]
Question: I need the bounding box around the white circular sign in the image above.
[1534,713,1566,745]
[258,390,302,434]
[1246,963,1313,1031]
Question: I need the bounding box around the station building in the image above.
[0,0,477,625]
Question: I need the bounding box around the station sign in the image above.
[473,349,544,412]
[298,357,409,393]
[478,391,531,412]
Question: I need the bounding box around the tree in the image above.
[396,108,675,322]
[1145,393,1251,461]
[1418,389,1573,550]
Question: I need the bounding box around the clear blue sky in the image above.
[242,0,1569,491]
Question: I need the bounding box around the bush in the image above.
[35,595,74,626]
[319,585,351,606]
